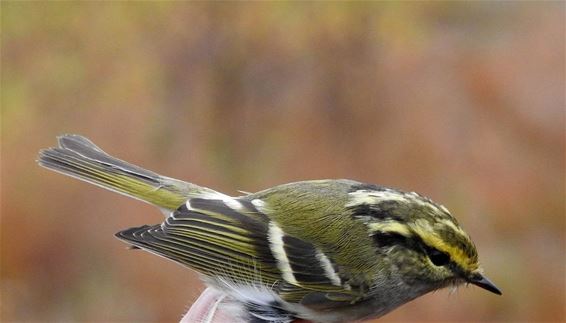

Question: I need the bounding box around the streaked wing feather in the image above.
[116,200,281,285]
[116,197,357,307]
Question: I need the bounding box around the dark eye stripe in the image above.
[372,231,453,267]
[372,232,409,248]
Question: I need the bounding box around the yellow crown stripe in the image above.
[368,220,478,271]
[411,226,478,271]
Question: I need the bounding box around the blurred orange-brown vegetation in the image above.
[1,2,564,322]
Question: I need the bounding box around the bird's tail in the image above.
[38,134,218,211]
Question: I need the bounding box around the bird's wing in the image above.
[115,196,359,306]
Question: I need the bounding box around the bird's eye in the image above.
[426,248,450,266]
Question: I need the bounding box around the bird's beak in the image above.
[468,273,502,295]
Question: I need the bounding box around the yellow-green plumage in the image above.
[251,181,384,295]
[38,135,501,323]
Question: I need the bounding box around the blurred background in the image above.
[2,2,564,322]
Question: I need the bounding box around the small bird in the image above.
[38,135,501,323]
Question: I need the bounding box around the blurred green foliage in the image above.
[2,2,564,322]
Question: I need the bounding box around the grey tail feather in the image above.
[37,134,203,210]
[38,134,161,186]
